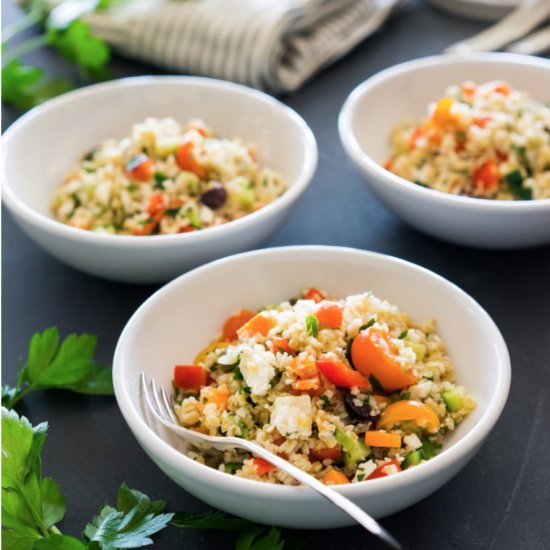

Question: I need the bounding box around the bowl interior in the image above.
[3,78,311,217]
[116,247,508,472]
[350,56,550,165]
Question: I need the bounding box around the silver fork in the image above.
[140,373,401,549]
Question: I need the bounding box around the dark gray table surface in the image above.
[3,1,550,548]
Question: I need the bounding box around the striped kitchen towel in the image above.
[86,0,404,94]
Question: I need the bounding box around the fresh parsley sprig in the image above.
[1,408,173,549]
[2,0,112,110]
[1,409,309,550]
[2,327,114,409]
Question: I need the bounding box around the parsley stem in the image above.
[2,35,51,66]
[2,9,43,44]
[4,385,34,410]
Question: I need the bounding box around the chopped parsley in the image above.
[360,318,376,331]
[153,171,168,189]
[398,330,408,339]
[321,395,331,406]
[306,315,319,338]
[505,169,532,200]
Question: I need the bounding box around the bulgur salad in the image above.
[173,288,475,485]
[385,81,550,200]
[52,117,288,235]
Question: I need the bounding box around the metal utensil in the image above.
[444,0,550,54]
[140,372,401,550]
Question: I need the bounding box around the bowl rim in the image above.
[113,245,511,498]
[2,75,318,247]
[338,52,550,212]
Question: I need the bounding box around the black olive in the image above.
[200,183,227,209]
[343,390,380,423]
[82,146,99,161]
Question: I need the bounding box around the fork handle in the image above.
[237,439,401,549]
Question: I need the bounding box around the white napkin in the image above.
[86,0,403,93]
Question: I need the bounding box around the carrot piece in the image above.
[127,154,153,181]
[200,387,229,411]
[351,328,417,391]
[323,469,350,485]
[237,313,275,338]
[309,447,341,462]
[304,288,324,303]
[365,431,402,448]
[494,82,511,95]
[461,80,477,97]
[222,309,256,341]
[316,358,370,389]
[252,457,277,476]
[271,336,295,356]
[473,160,500,193]
[315,303,343,328]
[367,459,401,480]
[146,193,166,221]
[174,365,207,391]
[176,139,205,179]
[377,400,440,433]
[178,226,197,233]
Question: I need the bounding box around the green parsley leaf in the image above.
[398,330,408,339]
[48,20,111,80]
[504,169,532,200]
[305,315,319,338]
[360,319,376,331]
[320,395,330,406]
[224,462,244,475]
[233,366,244,381]
[171,510,253,530]
[420,437,442,460]
[357,473,365,481]
[153,171,167,189]
[83,491,173,549]
[34,534,87,549]
[3,328,113,409]
[236,526,285,550]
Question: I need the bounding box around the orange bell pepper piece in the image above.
[237,313,275,338]
[176,138,205,179]
[351,328,417,391]
[222,309,256,341]
[323,469,350,485]
[377,400,440,433]
[303,288,324,303]
[127,154,153,181]
[271,336,295,356]
[193,341,231,366]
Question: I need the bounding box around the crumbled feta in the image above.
[353,460,377,482]
[271,395,312,438]
[404,433,422,450]
[239,347,276,396]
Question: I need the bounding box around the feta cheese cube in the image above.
[239,347,275,396]
[271,395,312,438]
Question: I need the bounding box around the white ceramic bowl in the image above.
[339,53,550,249]
[2,77,317,283]
[113,246,510,529]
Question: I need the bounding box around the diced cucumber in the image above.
[335,428,370,468]
[406,341,426,361]
[237,184,255,208]
[442,386,466,412]
[224,462,243,474]
[154,136,180,156]
[176,171,200,195]
[403,450,422,469]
